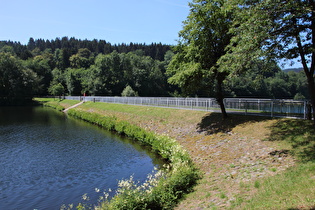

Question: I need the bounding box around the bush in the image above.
[121,85,138,97]
[293,93,306,100]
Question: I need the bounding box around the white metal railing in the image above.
[65,96,310,119]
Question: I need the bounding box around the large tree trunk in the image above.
[216,77,228,119]
[295,3,315,124]
[306,73,315,122]
[309,0,315,123]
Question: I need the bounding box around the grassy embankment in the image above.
[36,98,199,209]
[36,98,315,209]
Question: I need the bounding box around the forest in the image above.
[0,37,309,105]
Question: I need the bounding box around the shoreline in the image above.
[38,98,200,209]
[37,98,315,209]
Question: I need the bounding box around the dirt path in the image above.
[63,101,84,112]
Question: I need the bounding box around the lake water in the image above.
[0,106,163,209]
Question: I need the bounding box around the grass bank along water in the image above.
[36,98,200,209]
[37,98,315,209]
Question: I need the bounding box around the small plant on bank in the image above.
[254,180,260,189]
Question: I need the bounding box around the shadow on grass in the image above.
[197,112,270,135]
[266,119,315,162]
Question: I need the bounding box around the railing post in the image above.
[271,100,274,117]
[304,100,307,119]
[287,103,291,117]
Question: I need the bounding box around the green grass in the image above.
[81,102,174,119]
[35,98,80,111]
[234,119,315,209]
[35,98,315,209]
[240,162,315,209]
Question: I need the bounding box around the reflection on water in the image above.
[0,106,163,209]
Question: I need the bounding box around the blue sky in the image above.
[1,0,302,69]
[1,0,190,45]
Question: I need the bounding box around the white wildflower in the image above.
[82,193,89,201]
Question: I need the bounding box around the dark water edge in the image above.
[0,105,164,210]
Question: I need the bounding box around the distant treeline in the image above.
[0,37,171,61]
[0,37,176,105]
[283,68,304,73]
[0,37,310,105]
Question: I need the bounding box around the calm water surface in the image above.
[0,106,163,210]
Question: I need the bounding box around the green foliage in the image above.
[25,54,53,95]
[224,63,308,99]
[69,48,92,69]
[221,0,315,119]
[48,83,64,97]
[64,68,84,95]
[167,0,235,94]
[121,85,138,97]
[54,48,70,70]
[167,0,237,117]
[1,28,312,102]
[294,93,306,100]
[0,52,39,105]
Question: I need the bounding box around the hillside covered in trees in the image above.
[0,37,309,105]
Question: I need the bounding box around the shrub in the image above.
[121,85,138,97]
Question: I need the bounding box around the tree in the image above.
[121,85,138,97]
[126,52,165,96]
[0,52,38,105]
[224,59,282,98]
[25,55,53,95]
[89,51,124,96]
[69,48,92,69]
[64,68,84,95]
[220,0,315,122]
[167,0,235,118]
[54,49,70,70]
[48,83,64,98]
[27,37,36,51]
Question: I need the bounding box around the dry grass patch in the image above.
[173,114,296,209]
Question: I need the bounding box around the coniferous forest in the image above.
[0,37,309,105]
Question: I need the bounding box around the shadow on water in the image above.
[196,112,270,135]
[266,119,315,162]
